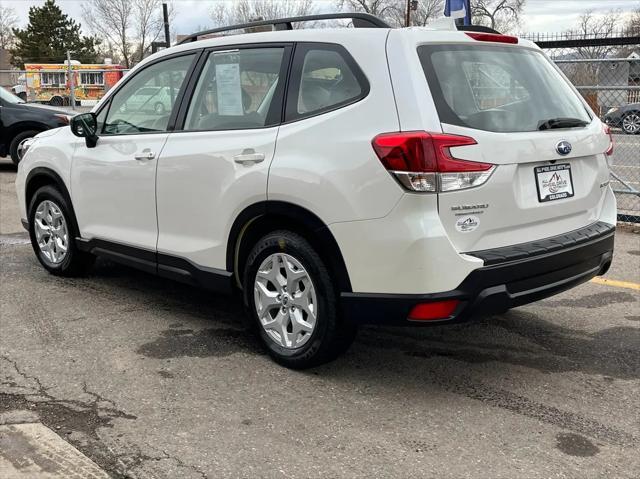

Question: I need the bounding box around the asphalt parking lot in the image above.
[0,159,639,478]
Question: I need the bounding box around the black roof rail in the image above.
[456,25,502,34]
[178,12,391,45]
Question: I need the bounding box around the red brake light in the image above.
[372,131,491,173]
[408,300,460,321]
[603,124,614,156]
[465,32,518,44]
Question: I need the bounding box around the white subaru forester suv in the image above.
[15,14,616,368]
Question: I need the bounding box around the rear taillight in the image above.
[372,131,495,192]
[603,124,614,156]
[465,32,518,44]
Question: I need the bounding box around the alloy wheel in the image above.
[34,200,69,265]
[254,253,318,349]
[622,113,640,134]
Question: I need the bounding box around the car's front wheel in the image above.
[28,186,95,276]
[622,112,640,135]
[244,230,356,369]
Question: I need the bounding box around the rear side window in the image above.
[418,45,591,133]
[286,44,368,121]
[184,47,286,131]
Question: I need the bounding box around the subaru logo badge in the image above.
[556,140,572,156]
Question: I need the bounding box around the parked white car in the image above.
[15,14,616,368]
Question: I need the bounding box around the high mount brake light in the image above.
[465,32,518,44]
[603,124,614,156]
[372,131,495,192]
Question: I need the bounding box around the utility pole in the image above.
[406,0,411,27]
[163,3,170,46]
[406,0,418,27]
[66,50,75,110]
[152,3,171,54]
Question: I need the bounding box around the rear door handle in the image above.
[134,150,155,161]
[233,152,265,165]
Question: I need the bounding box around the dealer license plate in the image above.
[535,164,574,203]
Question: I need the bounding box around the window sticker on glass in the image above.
[215,62,243,116]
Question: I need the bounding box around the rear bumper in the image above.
[341,221,615,325]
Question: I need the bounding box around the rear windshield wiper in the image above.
[538,117,589,130]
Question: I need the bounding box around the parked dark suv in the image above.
[0,87,72,165]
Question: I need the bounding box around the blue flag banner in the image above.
[444,0,471,25]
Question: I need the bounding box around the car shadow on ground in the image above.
[70,257,638,383]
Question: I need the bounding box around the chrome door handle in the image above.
[233,152,265,165]
[134,150,155,161]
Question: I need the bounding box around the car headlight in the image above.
[606,107,618,115]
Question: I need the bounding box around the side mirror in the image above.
[70,112,99,148]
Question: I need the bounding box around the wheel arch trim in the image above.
[227,201,353,293]
[25,167,80,234]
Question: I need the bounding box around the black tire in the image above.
[28,185,95,276]
[49,96,64,107]
[9,130,39,165]
[243,230,356,369]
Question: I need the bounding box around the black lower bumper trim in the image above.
[341,223,615,325]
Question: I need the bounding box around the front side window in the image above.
[184,47,285,131]
[103,54,195,135]
[418,45,591,133]
[288,45,366,120]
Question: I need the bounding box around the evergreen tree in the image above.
[10,0,99,67]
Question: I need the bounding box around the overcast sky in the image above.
[4,0,639,35]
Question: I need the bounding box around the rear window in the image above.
[418,45,591,133]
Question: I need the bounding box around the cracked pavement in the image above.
[1,160,639,478]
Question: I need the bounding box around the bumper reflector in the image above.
[408,300,459,321]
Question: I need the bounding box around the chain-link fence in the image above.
[524,30,640,223]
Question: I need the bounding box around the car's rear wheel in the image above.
[9,130,39,165]
[244,230,356,369]
[622,112,640,135]
[28,186,95,276]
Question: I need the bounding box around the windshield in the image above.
[0,86,25,104]
[418,45,591,133]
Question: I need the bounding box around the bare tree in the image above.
[0,5,18,49]
[336,0,397,20]
[556,10,623,98]
[82,0,174,68]
[575,10,620,59]
[211,0,315,28]
[625,7,640,35]
[338,0,443,28]
[471,0,525,33]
